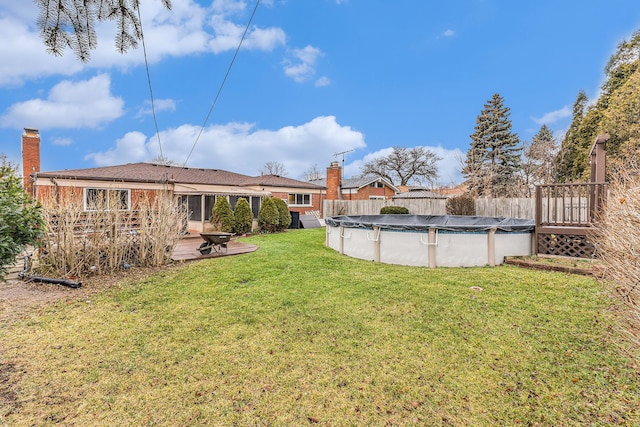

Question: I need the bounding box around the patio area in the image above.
[171,235,258,261]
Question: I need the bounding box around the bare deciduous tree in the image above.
[149,155,180,166]
[259,161,287,176]
[360,146,441,186]
[303,164,323,181]
[34,0,172,62]
[522,124,558,196]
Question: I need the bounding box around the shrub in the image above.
[37,191,185,277]
[258,197,279,233]
[233,198,253,235]
[211,197,234,232]
[273,198,292,231]
[380,206,409,214]
[446,193,476,216]
[0,156,44,279]
[592,165,640,349]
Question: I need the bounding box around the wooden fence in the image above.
[323,199,447,217]
[323,198,536,219]
[475,198,535,219]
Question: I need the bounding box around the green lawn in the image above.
[2,228,639,426]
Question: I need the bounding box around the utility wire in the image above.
[182,0,261,167]
[137,4,166,166]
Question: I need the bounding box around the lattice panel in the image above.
[537,233,596,258]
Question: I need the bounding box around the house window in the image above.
[84,188,130,211]
[370,181,384,188]
[187,195,202,221]
[251,197,261,219]
[369,196,385,200]
[288,193,312,206]
[204,195,216,220]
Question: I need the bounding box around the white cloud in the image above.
[85,131,149,165]
[85,116,367,179]
[0,8,85,86]
[211,0,247,14]
[52,137,73,146]
[0,1,287,86]
[0,74,124,129]
[283,45,323,83]
[315,76,331,87]
[431,145,465,185]
[205,14,286,54]
[532,106,572,125]
[442,29,455,37]
[136,99,177,118]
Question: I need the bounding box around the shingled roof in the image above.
[393,188,447,199]
[35,163,319,188]
[240,174,325,190]
[311,176,398,191]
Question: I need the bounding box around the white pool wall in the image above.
[326,222,534,268]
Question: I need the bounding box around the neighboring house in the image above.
[433,184,468,198]
[21,129,325,232]
[392,186,447,200]
[312,162,398,200]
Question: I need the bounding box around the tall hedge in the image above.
[233,198,253,234]
[258,197,279,233]
[273,198,292,231]
[0,157,44,279]
[210,196,234,232]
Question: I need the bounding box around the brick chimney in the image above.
[22,128,40,197]
[326,161,342,200]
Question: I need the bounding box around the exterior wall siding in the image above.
[270,191,323,215]
[341,185,395,201]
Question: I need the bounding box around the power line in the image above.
[182,0,261,167]
[137,4,165,165]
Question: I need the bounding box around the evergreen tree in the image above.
[0,156,44,279]
[272,198,291,231]
[556,31,640,182]
[35,0,172,62]
[462,93,522,197]
[233,198,253,235]
[603,29,640,100]
[522,125,558,194]
[600,66,640,171]
[257,197,279,233]
[210,197,234,232]
[556,91,588,182]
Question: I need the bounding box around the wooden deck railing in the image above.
[535,182,607,257]
[535,183,607,231]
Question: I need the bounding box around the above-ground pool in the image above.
[325,215,535,268]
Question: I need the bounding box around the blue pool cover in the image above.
[325,215,535,232]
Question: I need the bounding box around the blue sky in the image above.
[1,0,640,186]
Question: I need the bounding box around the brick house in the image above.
[21,129,325,232]
[313,161,398,200]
